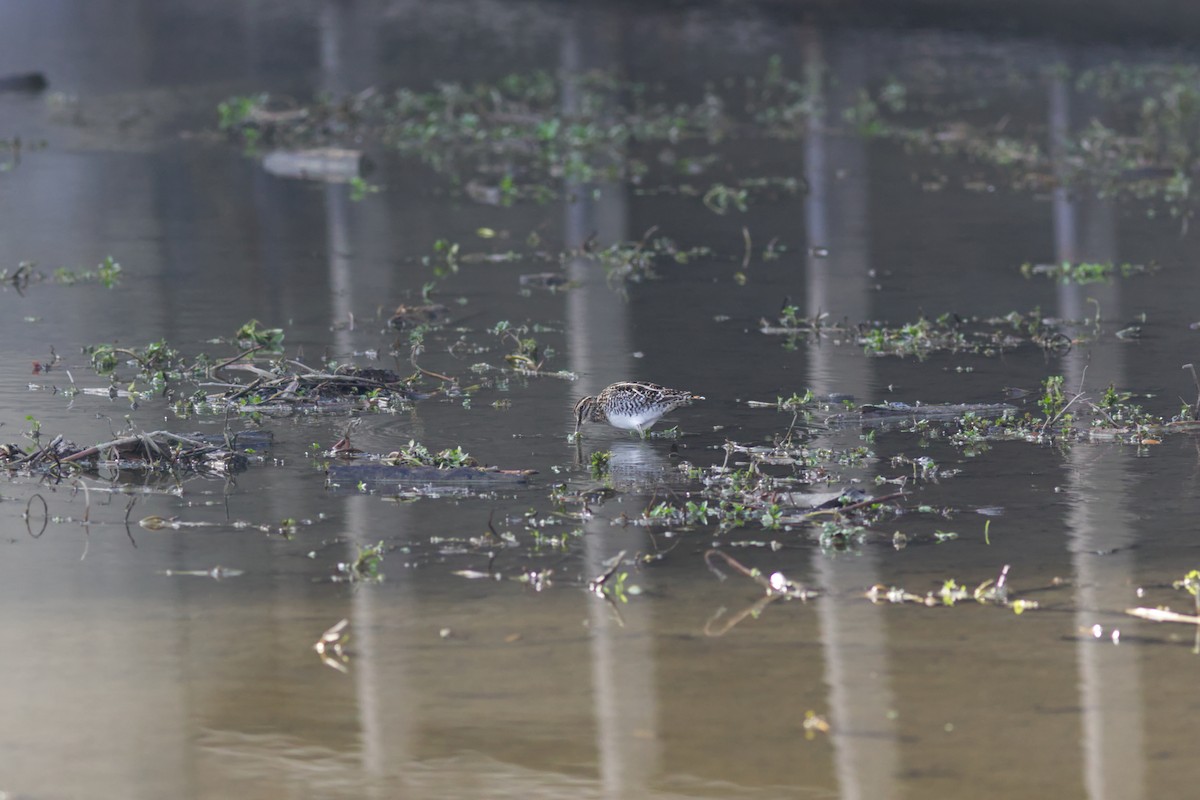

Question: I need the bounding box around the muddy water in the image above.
[4,2,1200,798]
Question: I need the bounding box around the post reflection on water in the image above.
[561,12,664,800]
[1049,59,1146,800]
[6,2,1200,799]
[802,27,901,800]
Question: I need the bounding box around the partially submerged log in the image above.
[327,463,534,489]
[822,402,1017,427]
[388,303,450,330]
[0,429,268,476]
[519,272,569,290]
[262,148,365,182]
[0,72,47,93]
[186,430,275,450]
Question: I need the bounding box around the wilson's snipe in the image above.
[573,381,704,438]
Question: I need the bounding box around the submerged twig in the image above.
[704,594,782,637]
[1184,363,1200,420]
[799,490,906,520]
[209,344,266,377]
[1040,390,1088,436]
[588,550,627,595]
[24,493,48,538]
[58,430,211,464]
[704,549,816,600]
[313,618,352,673]
[1125,607,1200,625]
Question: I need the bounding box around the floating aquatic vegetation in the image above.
[234,319,285,351]
[52,255,123,288]
[854,307,1131,358]
[761,306,1085,357]
[859,315,1017,358]
[573,228,715,284]
[326,434,534,496]
[85,338,180,375]
[608,432,896,535]
[381,440,476,468]
[490,320,546,373]
[212,57,1200,228]
[1020,260,1158,283]
[866,565,1038,613]
[334,541,386,583]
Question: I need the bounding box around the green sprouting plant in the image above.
[84,339,179,375]
[762,238,787,261]
[702,183,749,214]
[1099,384,1122,409]
[217,94,265,130]
[860,316,971,358]
[235,319,285,351]
[611,570,630,603]
[647,425,680,440]
[816,520,867,550]
[843,89,890,137]
[779,389,815,410]
[341,541,385,582]
[498,173,519,206]
[53,256,123,288]
[938,579,969,606]
[138,339,177,370]
[589,449,611,479]
[647,501,676,520]
[684,500,713,524]
[87,345,120,373]
[383,440,477,468]
[97,256,122,288]
[435,446,475,467]
[24,414,40,444]
[1172,569,1200,598]
[1020,260,1155,284]
[490,321,542,371]
[1038,375,1066,420]
[423,239,460,277]
[348,176,381,201]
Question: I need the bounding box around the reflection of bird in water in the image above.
[573,381,704,438]
[605,440,691,493]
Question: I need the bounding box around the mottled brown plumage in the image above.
[573,381,704,438]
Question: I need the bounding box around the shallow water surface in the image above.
[3,2,1200,798]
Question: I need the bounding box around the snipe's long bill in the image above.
[573,381,704,438]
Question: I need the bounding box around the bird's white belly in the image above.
[605,409,660,430]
